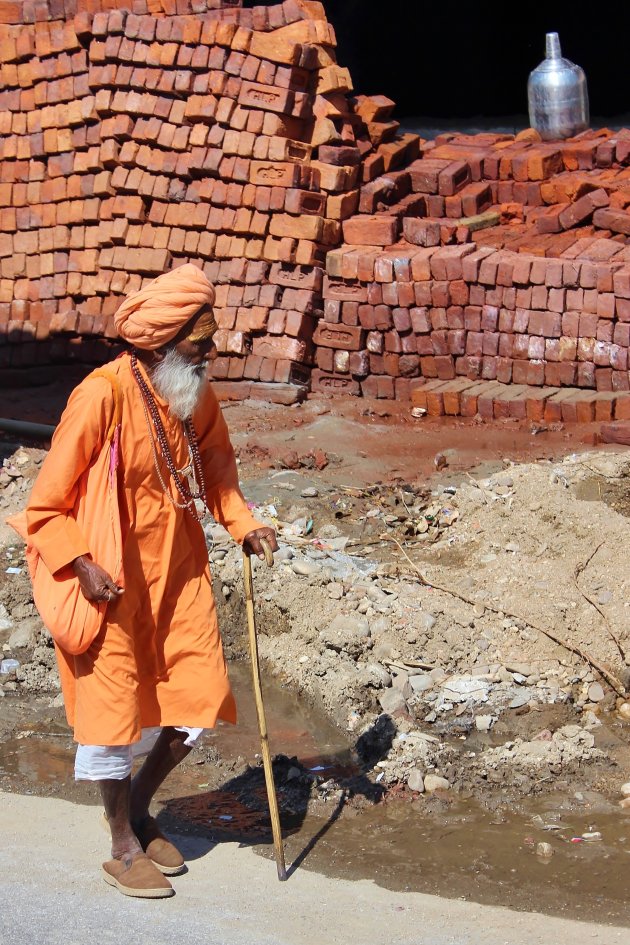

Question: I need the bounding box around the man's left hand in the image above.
[243,527,279,561]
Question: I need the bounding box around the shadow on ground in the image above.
[159,714,396,876]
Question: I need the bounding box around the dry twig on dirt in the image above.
[573,542,628,664]
[382,534,628,698]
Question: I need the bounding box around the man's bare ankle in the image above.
[111,839,143,862]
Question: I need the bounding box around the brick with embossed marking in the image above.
[313,322,365,351]
[252,335,309,362]
[238,81,294,115]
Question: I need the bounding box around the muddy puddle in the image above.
[0,663,350,801]
[575,474,630,519]
[1,666,629,925]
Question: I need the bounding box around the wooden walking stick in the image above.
[242,537,287,882]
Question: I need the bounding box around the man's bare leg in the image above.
[101,777,143,861]
[100,774,174,897]
[130,726,192,826]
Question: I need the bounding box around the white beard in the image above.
[150,349,206,420]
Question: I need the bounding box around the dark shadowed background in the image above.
[247,1,628,127]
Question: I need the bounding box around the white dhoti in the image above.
[74,727,204,780]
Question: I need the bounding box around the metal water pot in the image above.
[527,32,589,140]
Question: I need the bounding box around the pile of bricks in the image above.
[317,128,630,403]
[0,0,420,397]
[317,236,630,400]
[410,378,630,424]
[4,0,630,419]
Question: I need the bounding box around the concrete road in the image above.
[0,792,625,945]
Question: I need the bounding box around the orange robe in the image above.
[25,352,261,745]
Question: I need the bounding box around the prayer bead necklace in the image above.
[131,352,207,518]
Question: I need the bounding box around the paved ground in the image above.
[0,792,626,945]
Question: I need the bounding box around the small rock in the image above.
[407,769,425,793]
[328,583,344,600]
[378,688,408,715]
[475,714,496,732]
[301,487,319,498]
[292,560,320,577]
[620,782,630,798]
[536,842,554,859]
[423,774,450,792]
[597,590,613,605]
[509,693,530,709]
[8,625,39,649]
[617,702,630,720]
[366,663,392,688]
[313,449,328,471]
[274,546,294,563]
[279,450,300,470]
[392,670,410,692]
[420,612,437,631]
[587,682,605,703]
[409,674,433,694]
[505,662,534,677]
[320,614,371,657]
[583,710,601,728]
[429,667,448,684]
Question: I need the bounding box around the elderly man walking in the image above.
[21,264,277,899]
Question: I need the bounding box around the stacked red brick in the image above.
[0,0,418,391]
[317,129,630,399]
[6,1,630,411]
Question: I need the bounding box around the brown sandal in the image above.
[134,815,186,876]
[102,813,186,876]
[102,853,174,899]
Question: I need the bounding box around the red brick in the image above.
[536,204,567,234]
[615,396,630,420]
[343,215,400,246]
[559,189,609,230]
[312,323,364,351]
[592,208,630,236]
[251,336,309,363]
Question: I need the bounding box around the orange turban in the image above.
[114,264,216,350]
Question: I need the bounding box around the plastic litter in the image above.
[0,659,20,674]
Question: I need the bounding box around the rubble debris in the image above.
[3,442,630,800]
